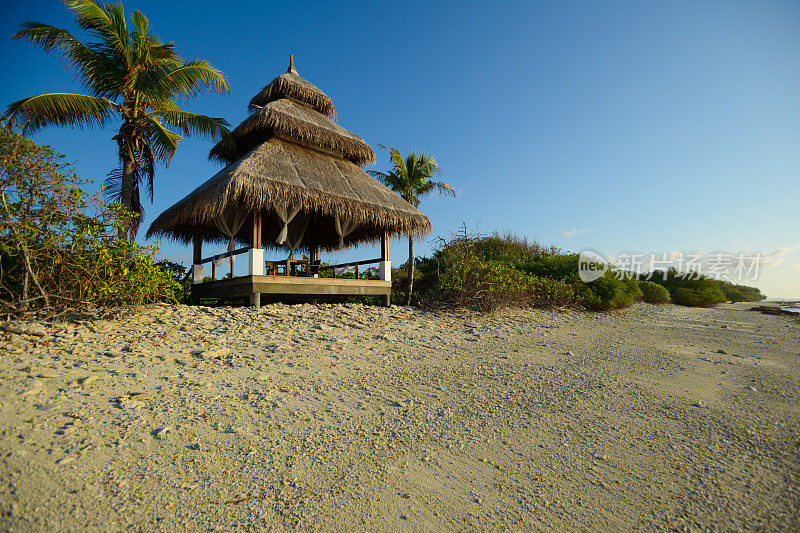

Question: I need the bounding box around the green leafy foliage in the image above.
[0,131,179,316]
[575,271,642,311]
[402,227,638,312]
[639,281,672,304]
[519,252,641,311]
[719,281,766,302]
[642,269,751,307]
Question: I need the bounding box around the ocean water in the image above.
[767,299,800,314]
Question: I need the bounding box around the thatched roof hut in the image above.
[146,55,430,252]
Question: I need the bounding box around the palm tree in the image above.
[369,147,454,305]
[5,0,230,236]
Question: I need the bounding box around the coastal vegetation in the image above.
[4,0,230,237]
[0,131,179,316]
[391,229,638,311]
[392,228,765,311]
[369,147,454,305]
[641,269,765,307]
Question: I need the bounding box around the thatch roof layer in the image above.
[147,137,430,249]
[208,99,375,166]
[248,72,336,117]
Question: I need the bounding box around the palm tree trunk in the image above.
[121,155,134,212]
[406,235,415,306]
[120,146,135,240]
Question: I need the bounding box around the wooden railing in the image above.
[196,246,251,265]
[199,246,251,280]
[319,257,382,279]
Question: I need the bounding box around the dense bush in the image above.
[576,271,642,311]
[719,281,765,302]
[397,228,640,311]
[642,269,745,308]
[0,131,180,316]
[520,253,641,311]
[669,285,727,307]
[396,230,768,312]
[639,281,671,304]
[435,254,574,311]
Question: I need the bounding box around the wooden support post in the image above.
[211,261,216,280]
[192,227,203,288]
[379,231,392,294]
[193,227,202,263]
[380,232,389,261]
[248,211,265,277]
[252,211,261,249]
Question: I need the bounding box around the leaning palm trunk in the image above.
[407,235,415,306]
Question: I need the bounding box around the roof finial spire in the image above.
[287,53,298,76]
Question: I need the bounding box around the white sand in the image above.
[1,302,798,531]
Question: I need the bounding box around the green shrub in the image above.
[437,255,573,311]
[577,271,642,311]
[671,287,700,306]
[644,269,732,308]
[521,253,641,311]
[0,132,180,315]
[670,285,726,307]
[403,229,638,312]
[719,281,765,302]
[469,232,558,267]
[519,253,580,280]
[639,280,671,304]
[527,276,575,308]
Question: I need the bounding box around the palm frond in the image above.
[388,147,408,181]
[373,146,452,207]
[103,166,144,233]
[130,10,149,40]
[154,108,229,141]
[146,42,178,62]
[66,0,130,61]
[13,23,121,98]
[67,0,112,31]
[129,10,177,69]
[5,93,117,133]
[368,169,406,195]
[143,115,181,165]
[416,180,455,198]
[101,2,131,63]
[430,180,455,196]
[14,22,86,56]
[159,60,230,98]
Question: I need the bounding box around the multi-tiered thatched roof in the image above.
[147,56,430,250]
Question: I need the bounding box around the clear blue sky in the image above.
[1,0,798,297]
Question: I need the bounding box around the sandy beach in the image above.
[1,301,798,531]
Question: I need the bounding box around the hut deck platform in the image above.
[191,275,391,300]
